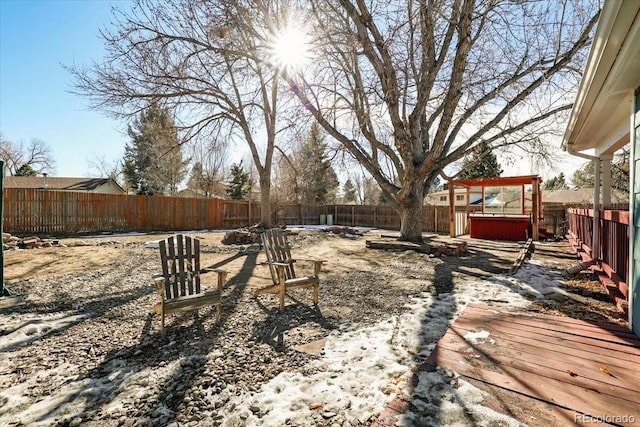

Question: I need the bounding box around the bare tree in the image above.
[0,136,56,176]
[272,147,301,203]
[67,0,303,226]
[188,136,230,198]
[280,0,599,241]
[88,154,123,182]
[349,168,382,205]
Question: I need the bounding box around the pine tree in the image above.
[571,162,594,188]
[543,173,569,190]
[571,152,629,193]
[297,124,339,204]
[342,179,357,203]
[123,104,188,195]
[458,142,503,180]
[15,164,37,176]
[226,161,252,200]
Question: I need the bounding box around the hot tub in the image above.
[469,213,531,241]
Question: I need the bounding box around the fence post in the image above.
[374,205,377,228]
[352,205,355,226]
[449,183,455,237]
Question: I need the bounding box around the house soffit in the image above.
[564,1,640,153]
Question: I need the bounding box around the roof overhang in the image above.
[562,0,640,155]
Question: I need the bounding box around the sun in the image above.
[270,25,310,72]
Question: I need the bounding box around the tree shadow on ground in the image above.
[6,250,259,426]
[395,238,529,426]
[396,238,628,426]
[250,295,337,351]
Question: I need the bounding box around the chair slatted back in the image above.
[158,234,202,299]
[261,229,296,283]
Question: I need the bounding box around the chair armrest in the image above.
[152,274,166,299]
[201,268,228,291]
[261,261,292,267]
[291,259,325,276]
[292,258,326,264]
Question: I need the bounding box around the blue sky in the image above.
[0,0,587,182]
[0,0,132,177]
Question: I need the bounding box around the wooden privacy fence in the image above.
[4,189,454,235]
[3,188,576,236]
[4,189,223,234]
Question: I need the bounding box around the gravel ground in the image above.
[0,230,625,426]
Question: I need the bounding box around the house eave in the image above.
[562,0,640,154]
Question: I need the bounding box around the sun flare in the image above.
[270,26,310,71]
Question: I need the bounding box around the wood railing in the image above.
[567,207,629,289]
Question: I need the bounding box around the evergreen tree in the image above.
[342,179,357,203]
[226,161,252,200]
[188,162,205,196]
[15,164,37,176]
[123,104,188,195]
[457,142,503,180]
[571,162,594,188]
[543,173,569,190]
[430,176,444,192]
[297,124,339,204]
[360,176,382,205]
[571,152,629,193]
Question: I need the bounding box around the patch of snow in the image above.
[464,329,495,345]
[0,313,88,351]
[403,371,526,426]
[217,297,437,425]
[0,237,577,426]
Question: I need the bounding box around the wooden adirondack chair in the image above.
[255,228,325,311]
[152,234,227,337]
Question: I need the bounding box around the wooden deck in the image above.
[425,303,640,426]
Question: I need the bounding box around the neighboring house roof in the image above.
[427,188,483,198]
[426,188,484,206]
[471,194,500,206]
[542,188,628,205]
[562,0,640,154]
[4,176,127,193]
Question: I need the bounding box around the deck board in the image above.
[463,303,639,345]
[451,318,640,367]
[456,309,640,358]
[426,304,640,426]
[437,327,640,401]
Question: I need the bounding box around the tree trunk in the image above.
[259,176,272,228]
[398,192,425,243]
